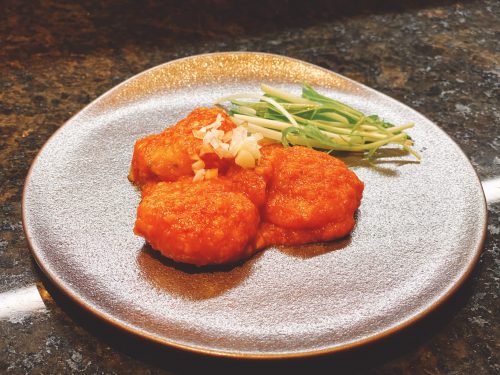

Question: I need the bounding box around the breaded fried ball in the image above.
[129,108,235,186]
[264,146,364,230]
[134,179,259,266]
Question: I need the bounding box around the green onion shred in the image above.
[215,84,421,160]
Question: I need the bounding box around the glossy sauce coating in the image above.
[131,108,364,266]
[263,146,364,230]
[129,108,235,186]
[220,163,269,209]
[135,179,259,266]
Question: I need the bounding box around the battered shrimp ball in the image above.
[134,179,259,266]
[264,146,364,230]
[129,108,236,186]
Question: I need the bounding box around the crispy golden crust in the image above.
[220,164,268,209]
[134,179,259,266]
[263,146,364,230]
[129,108,235,186]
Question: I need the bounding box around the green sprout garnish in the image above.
[215,84,421,160]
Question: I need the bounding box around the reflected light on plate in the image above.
[0,285,47,321]
[482,177,500,205]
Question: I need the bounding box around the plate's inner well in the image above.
[23,53,485,356]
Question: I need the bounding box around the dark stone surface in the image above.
[0,0,498,373]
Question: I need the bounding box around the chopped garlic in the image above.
[205,168,218,180]
[192,129,205,139]
[193,169,206,182]
[235,149,256,169]
[192,113,224,140]
[230,127,263,158]
[222,130,233,143]
[191,113,264,180]
[228,126,248,155]
[205,113,224,130]
[192,159,205,171]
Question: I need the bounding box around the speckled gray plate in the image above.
[22,52,487,359]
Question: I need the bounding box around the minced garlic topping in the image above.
[191,114,263,181]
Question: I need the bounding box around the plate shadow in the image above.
[277,237,352,259]
[136,244,262,300]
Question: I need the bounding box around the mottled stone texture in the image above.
[0,0,498,374]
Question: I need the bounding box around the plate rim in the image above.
[22,51,488,359]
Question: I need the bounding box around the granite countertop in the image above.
[1,0,498,373]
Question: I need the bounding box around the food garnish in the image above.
[191,113,263,175]
[215,84,420,160]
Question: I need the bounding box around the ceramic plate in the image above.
[23,52,487,358]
